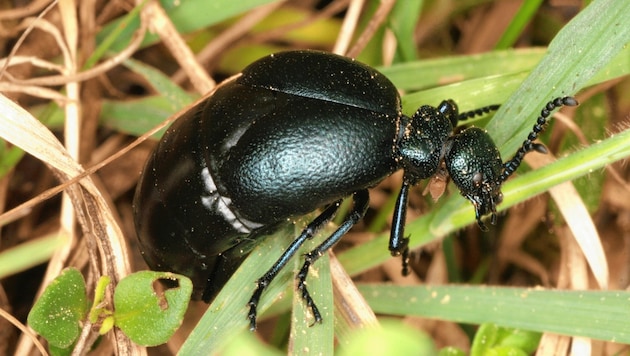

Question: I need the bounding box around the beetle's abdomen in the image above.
[133,104,262,299]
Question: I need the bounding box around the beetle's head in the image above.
[443,127,504,230]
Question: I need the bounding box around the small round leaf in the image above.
[27,268,87,348]
[113,271,192,346]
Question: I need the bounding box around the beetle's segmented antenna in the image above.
[457,104,501,122]
[499,96,578,183]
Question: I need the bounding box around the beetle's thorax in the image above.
[396,106,454,185]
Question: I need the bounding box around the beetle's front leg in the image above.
[390,181,410,275]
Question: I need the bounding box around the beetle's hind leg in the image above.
[247,196,343,330]
[295,189,369,326]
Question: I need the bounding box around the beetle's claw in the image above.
[247,303,258,331]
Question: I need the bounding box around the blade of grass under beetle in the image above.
[289,248,334,355]
[179,225,295,355]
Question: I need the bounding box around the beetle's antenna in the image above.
[499,96,578,183]
[457,104,500,122]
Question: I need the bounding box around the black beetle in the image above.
[133,50,577,330]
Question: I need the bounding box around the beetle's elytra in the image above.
[133,50,577,330]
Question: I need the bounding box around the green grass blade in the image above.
[122,58,195,107]
[388,0,424,62]
[380,48,546,92]
[0,233,68,279]
[494,0,545,49]
[290,251,334,355]
[357,284,630,343]
[489,0,630,155]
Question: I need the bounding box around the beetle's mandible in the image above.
[133,50,578,330]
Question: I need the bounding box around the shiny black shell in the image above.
[133,51,404,299]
